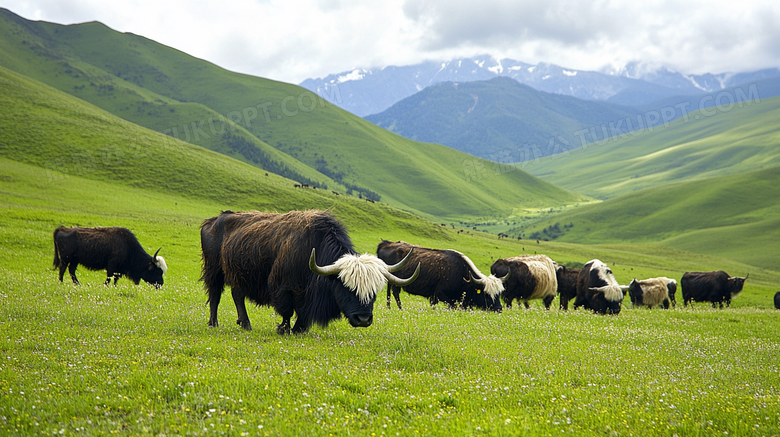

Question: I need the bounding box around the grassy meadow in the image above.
[1,11,780,436]
[2,157,780,436]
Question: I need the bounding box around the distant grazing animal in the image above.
[681,271,748,308]
[555,266,581,310]
[627,277,677,309]
[491,255,557,309]
[200,210,419,334]
[52,226,167,287]
[294,184,301,188]
[774,291,780,309]
[377,240,506,312]
[574,259,623,314]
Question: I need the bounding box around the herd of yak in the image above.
[51,210,779,335]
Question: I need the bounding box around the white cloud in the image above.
[1,0,778,83]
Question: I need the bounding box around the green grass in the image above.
[0,9,586,221]
[2,92,780,437]
[525,94,780,200]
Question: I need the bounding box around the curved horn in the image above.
[466,271,486,285]
[744,273,750,280]
[308,248,341,276]
[386,247,415,272]
[385,262,421,287]
[499,270,510,283]
[153,247,161,260]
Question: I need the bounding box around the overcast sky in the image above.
[2,0,779,84]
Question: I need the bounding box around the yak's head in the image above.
[587,259,623,315]
[465,269,508,312]
[142,248,167,288]
[627,279,643,306]
[728,273,749,297]
[309,247,420,328]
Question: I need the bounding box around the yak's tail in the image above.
[52,227,63,270]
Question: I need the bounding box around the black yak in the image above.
[556,265,581,310]
[681,271,748,308]
[491,255,557,309]
[574,259,623,314]
[377,240,505,311]
[200,210,419,334]
[52,226,167,287]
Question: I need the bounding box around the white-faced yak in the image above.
[376,240,506,312]
[52,226,167,287]
[627,277,677,309]
[681,271,748,308]
[491,255,558,309]
[574,259,624,314]
[200,210,420,334]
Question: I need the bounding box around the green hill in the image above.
[0,8,585,221]
[525,93,780,199]
[365,77,636,158]
[520,165,780,270]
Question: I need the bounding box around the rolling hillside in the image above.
[525,94,780,199]
[2,60,779,298]
[365,77,636,158]
[0,8,585,221]
[520,165,780,270]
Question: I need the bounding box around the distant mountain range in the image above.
[364,77,636,159]
[300,55,780,116]
[364,75,780,160]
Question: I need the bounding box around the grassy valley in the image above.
[1,19,780,435]
[525,94,780,199]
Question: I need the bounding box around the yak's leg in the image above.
[205,277,225,328]
[543,295,555,310]
[58,262,68,282]
[386,283,393,309]
[559,297,569,310]
[503,297,513,309]
[523,300,531,309]
[662,299,670,309]
[207,290,221,327]
[275,289,295,335]
[112,274,121,286]
[68,263,80,285]
[230,287,252,331]
[392,286,403,310]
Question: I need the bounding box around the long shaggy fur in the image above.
[629,277,670,307]
[201,209,384,333]
[335,253,387,305]
[506,255,557,300]
[155,257,168,275]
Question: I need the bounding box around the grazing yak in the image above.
[774,291,780,310]
[681,271,748,308]
[377,240,506,312]
[627,277,677,309]
[574,259,624,314]
[556,265,581,310]
[52,226,167,287]
[491,255,557,309]
[200,210,419,334]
